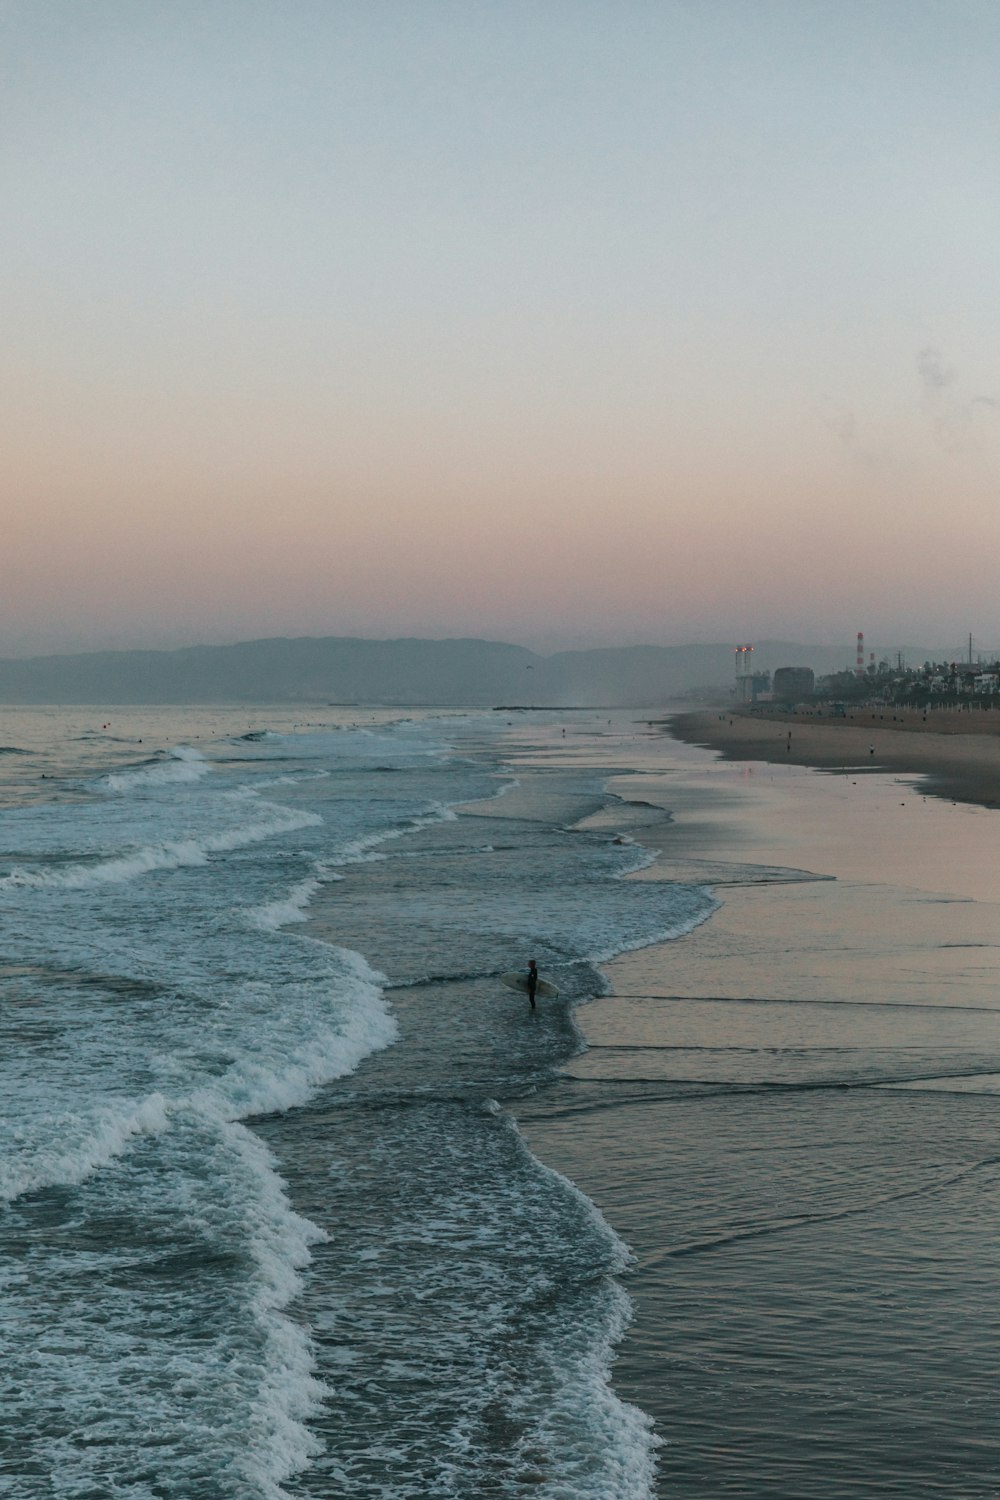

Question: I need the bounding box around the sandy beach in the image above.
[668,706,1000,807]
[513,717,1000,1497]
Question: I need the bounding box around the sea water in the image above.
[0,706,714,1498]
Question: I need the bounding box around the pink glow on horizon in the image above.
[3,4,999,657]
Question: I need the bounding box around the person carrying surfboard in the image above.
[499,966,558,1005]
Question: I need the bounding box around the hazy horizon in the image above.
[0,627,988,671]
[5,1,999,657]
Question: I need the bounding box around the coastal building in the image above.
[772,666,815,702]
[734,644,771,703]
[735,671,772,703]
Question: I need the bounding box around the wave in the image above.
[0,710,704,1497]
[2,1105,335,1499]
[0,802,322,890]
[1,944,394,1206]
[104,745,212,793]
[173,1117,331,1498]
[537,1278,660,1499]
[582,892,717,963]
[289,1092,661,1499]
[192,962,397,1122]
[330,800,459,866]
[496,1121,661,1497]
[250,877,323,931]
[220,1120,330,1496]
[0,1091,171,1203]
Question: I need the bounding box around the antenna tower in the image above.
[734,644,754,700]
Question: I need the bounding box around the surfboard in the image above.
[500,971,560,998]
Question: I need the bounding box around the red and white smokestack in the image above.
[856,632,864,676]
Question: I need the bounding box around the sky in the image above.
[3,0,999,659]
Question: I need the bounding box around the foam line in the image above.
[505,1116,661,1497]
[218,1120,331,1497]
[0,1093,171,1203]
[250,878,322,931]
[2,947,395,1204]
[1,804,322,890]
[330,800,458,866]
[105,746,212,793]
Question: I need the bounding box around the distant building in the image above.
[736,670,771,703]
[772,666,815,702]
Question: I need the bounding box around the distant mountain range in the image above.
[0,635,937,706]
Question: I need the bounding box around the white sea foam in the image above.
[194,959,397,1123]
[534,1281,660,1500]
[250,878,322,931]
[616,841,658,871]
[4,1104,335,1500]
[105,745,212,793]
[299,1094,661,1499]
[254,769,331,789]
[0,803,322,890]
[0,1092,171,1203]
[220,1120,331,1499]
[521,1143,660,1497]
[1,707,691,1497]
[582,886,718,964]
[1,942,394,1205]
[459,1117,659,1498]
[331,800,459,866]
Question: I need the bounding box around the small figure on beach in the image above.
[526,958,539,1010]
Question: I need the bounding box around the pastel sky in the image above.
[4,0,999,657]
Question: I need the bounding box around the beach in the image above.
[512,719,1000,1497]
[4,706,1000,1497]
[669,706,1000,807]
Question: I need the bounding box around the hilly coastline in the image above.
[0,635,892,707]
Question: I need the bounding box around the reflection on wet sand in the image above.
[516,730,1000,1499]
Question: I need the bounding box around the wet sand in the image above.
[514,724,1000,1497]
[668,707,1000,807]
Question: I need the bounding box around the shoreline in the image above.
[515,718,1000,1496]
[666,706,1000,808]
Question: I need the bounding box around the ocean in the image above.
[3,706,1000,1498]
[0,706,713,1498]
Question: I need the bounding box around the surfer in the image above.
[499,964,556,1006]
